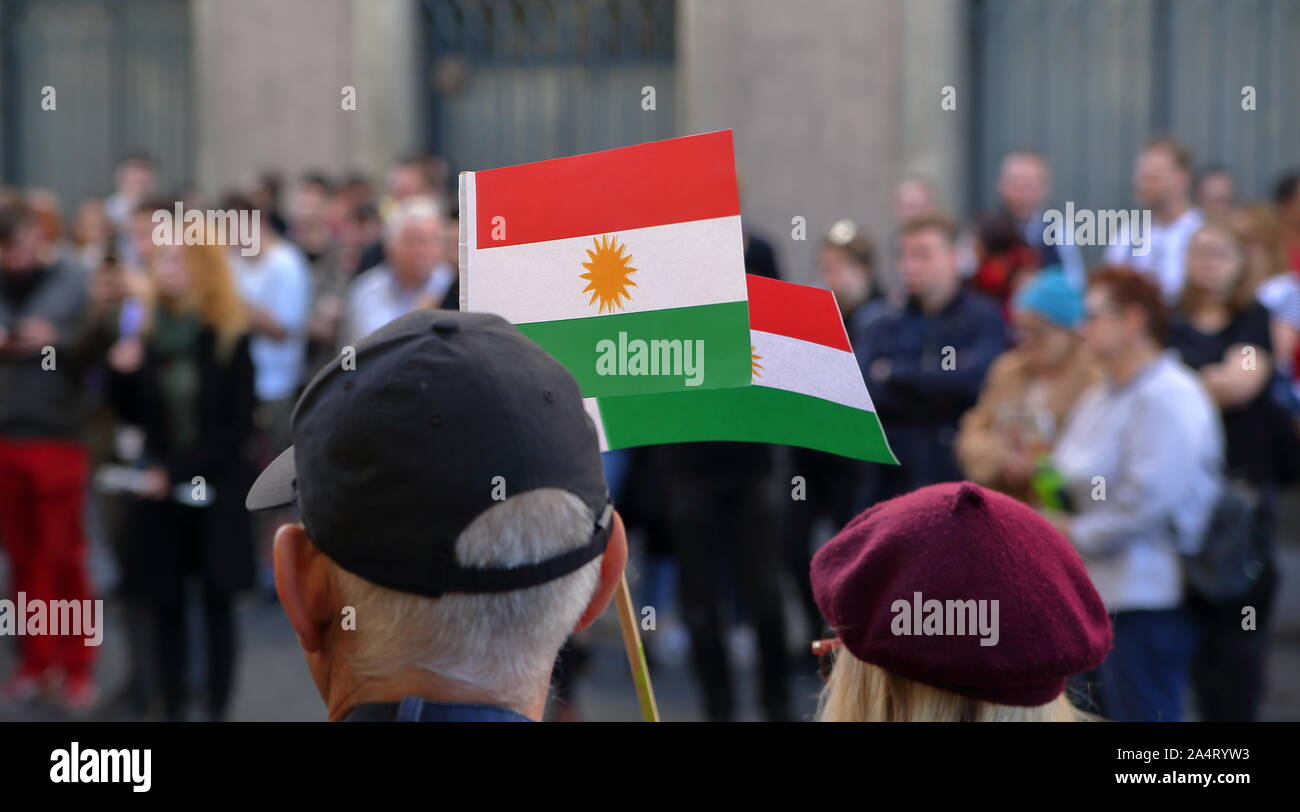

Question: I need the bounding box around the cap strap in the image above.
[444,501,614,594]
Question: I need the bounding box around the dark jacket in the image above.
[0,259,93,439]
[855,287,1007,499]
[109,326,258,599]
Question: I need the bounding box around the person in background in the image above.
[858,214,1007,502]
[956,270,1099,504]
[289,174,350,376]
[886,177,937,292]
[226,197,312,460]
[0,202,100,711]
[376,153,446,234]
[106,239,257,722]
[104,154,157,267]
[1050,267,1221,722]
[992,151,1086,289]
[1170,221,1293,721]
[289,173,337,267]
[337,197,454,349]
[444,207,460,275]
[823,219,888,334]
[1195,166,1237,221]
[1236,205,1300,380]
[24,190,66,268]
[70,198,115,273]
[969,213,1040,316]
[894,177,936,223]
[785,220,886,641]
[1104,136,1204,304]
[660,436,789,721]
[1268,174,1300,402]
[810,482,1111,722]
[743,230,781,281]
[1272,171,1300,273]
[354,154,432,274]
[127,198,170,279]
[245,171,288,237]
[224,195,311,600]
[82,245,157,718]
[338,200,384,278]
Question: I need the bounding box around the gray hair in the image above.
[331,488,602,709]
[383,196,443,244]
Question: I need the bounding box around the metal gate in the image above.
[971,0,1300,220]
[0,0,193,213]
[419,0,676,175]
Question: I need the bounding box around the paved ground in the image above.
[4,494,1300,722]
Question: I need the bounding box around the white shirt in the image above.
[338,262,454,350]
[234,241,313,402]
[1258,272,1300,331]
[1053,353,1222,612]
[1104,207,1204,304]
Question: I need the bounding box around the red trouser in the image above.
[0,438,95,679]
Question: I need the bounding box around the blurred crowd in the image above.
[1,133,1298,721]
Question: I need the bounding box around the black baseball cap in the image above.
[246,309,613,598]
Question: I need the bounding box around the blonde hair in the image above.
[1178,219,1262,317]
[815,649,1087,722]
[145,240,249,360]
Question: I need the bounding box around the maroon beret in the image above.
[810,481,1111,707]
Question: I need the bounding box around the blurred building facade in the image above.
[2,0,1298,282]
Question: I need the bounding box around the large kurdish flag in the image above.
[583,275,898,464]
[459,131,751,397]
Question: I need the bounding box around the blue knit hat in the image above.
[1013,268,1083,328]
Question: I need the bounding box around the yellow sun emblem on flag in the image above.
[751,346,763,379]
[580,234,637,313]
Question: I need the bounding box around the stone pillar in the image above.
[898,0,968,218]
[192,0,418,196]
[678,0,904,285]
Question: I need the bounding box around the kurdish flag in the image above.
[459,131,751,397]
[583,274,898,464]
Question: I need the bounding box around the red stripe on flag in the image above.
[474,131,740,249]
[746,274,852,352]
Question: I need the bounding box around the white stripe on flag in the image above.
[751,330,875,412]
[458,171,477,312]
[464,215,746,324]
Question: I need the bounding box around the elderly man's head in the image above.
[273,489,626,717]
[248,310,627,721]
[385,198,446,290]
[997,151,1050,220]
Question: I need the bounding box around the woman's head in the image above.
[1081,266,1167,361]
[1011,270,1083,372]
[1180,220,1258,314]
[149,240,248,339]
[1231,205,1288,281]
[73,198,112,248]
[809,482,1111,722]
[819,220,876,312]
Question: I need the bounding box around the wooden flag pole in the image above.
[614,573,660,721]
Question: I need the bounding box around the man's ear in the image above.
[273,523,336,654]
[573,509,628,634]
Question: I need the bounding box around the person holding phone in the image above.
[107,238,258,722]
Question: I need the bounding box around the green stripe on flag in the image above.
[595,384,899,464]
[516,301,751,397]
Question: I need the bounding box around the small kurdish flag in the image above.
[459,131,751,397]
[583,275,898,464]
